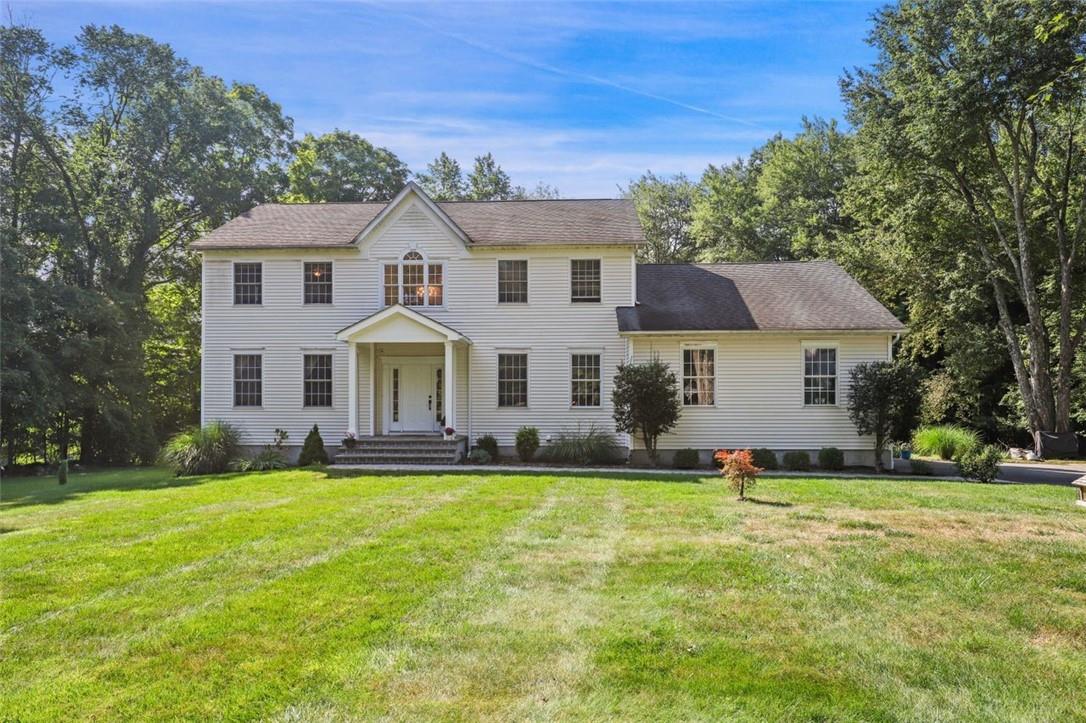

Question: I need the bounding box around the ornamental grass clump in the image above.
[542,425,621,465]
[912,425,979,461]
[160,421,241,476]
[714,449,764,500]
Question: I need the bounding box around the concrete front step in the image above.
[334,435,466,465]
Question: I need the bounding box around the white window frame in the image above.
[301,351,335,409]
[232,261,263,306]
[680,342,717,407]
[496,349,530,409]
[496,257,529,305]
[302,260,334,306]
[570,258,602,304]
[231,351,264,408]
[569,349,603,408]
[801,341,840,407]
[379,248,445,308]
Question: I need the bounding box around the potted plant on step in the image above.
[341,431,357,450]
[443,426,456,441]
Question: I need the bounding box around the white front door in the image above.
[386,358,443,433]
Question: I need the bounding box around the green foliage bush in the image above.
[847,360,924,472]
[912,425,979,461]
[672,448,700,470]
[782,451,811,471]
[475,434,499,460]
[298,425,329,466]
[750,448,779,470]
[467,448,492,464]
[515,426,540,462]
[161,421,241,476]
[233,448,288,472]
[908,458,934,476]
[818,447,845,470]
[542,425,621,465]
[957,444,1003,483]
[611,358,681,465]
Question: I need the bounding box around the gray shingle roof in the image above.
[617,261,904,332]
[191,198,642,250]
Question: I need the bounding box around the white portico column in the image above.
[443,340,456,432]
[347,341,358,435]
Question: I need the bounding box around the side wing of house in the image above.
[619,262,904,467]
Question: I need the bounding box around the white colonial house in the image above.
[194,182,904,465]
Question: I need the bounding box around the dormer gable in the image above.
[354,182,470,260]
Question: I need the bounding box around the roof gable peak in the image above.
[351,182,471,248]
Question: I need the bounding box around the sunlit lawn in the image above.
[2,466,1085,721]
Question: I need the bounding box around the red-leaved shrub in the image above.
[713,449,764,500]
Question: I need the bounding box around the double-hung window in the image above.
[233,263,262,305]
[571,353,601,407]
[498,353,528,408]
[682,347,715,406]
[383,251,443,306]
[233,354,262,407]
[570,259,601,302]
[303,262,332,304]
[803,346,837,405]
[498,260,528,303]
[303,354,332,407]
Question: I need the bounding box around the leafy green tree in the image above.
[693,118,855,262]
[611,358,681,465]
[144,280,202,442]
[842,0,1086,436]
[625,172,697,263]
[467,152,514,200]
[1,22,293,463]
[416,151,465,200]
[284,130,408,202]
[847,360,924,472]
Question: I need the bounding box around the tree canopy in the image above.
[283,130,408,202]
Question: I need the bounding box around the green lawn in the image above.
[2,467,1085,721]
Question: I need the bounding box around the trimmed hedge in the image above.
[673,448,700,469]
[782,451,811,471]
[818,447,845,470]
[751,448,779,470]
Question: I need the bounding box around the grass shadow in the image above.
[0,467,232,510]
[743,497,794,507]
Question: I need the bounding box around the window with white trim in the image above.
[303,262,332,304]
[803,346,837,405]
[682,347,715,406]
[383,251,443,306]
[303,354,332,407]
[498,260,528,303]
[498,353,528,407]
[571,353,601,407]
[233,354,262,406]
[570,259,601,302]
[233,263,262,305]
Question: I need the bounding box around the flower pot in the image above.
[901,450,912,460]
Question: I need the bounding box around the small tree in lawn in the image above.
[847,360,923,473]
[714,449,763,500]
[611,357,681,466]
[298,425,329,466]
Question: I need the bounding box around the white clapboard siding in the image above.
[628,333,892,451]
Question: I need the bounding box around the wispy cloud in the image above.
[367,2,758,127]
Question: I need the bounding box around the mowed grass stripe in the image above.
[299,478,627,720]
[4,473,557,721]
[0,472,443,633]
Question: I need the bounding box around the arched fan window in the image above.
[383,250,443,306]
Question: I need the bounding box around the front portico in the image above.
[336,305,471,437]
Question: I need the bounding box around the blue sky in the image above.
[21,1,883,197]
